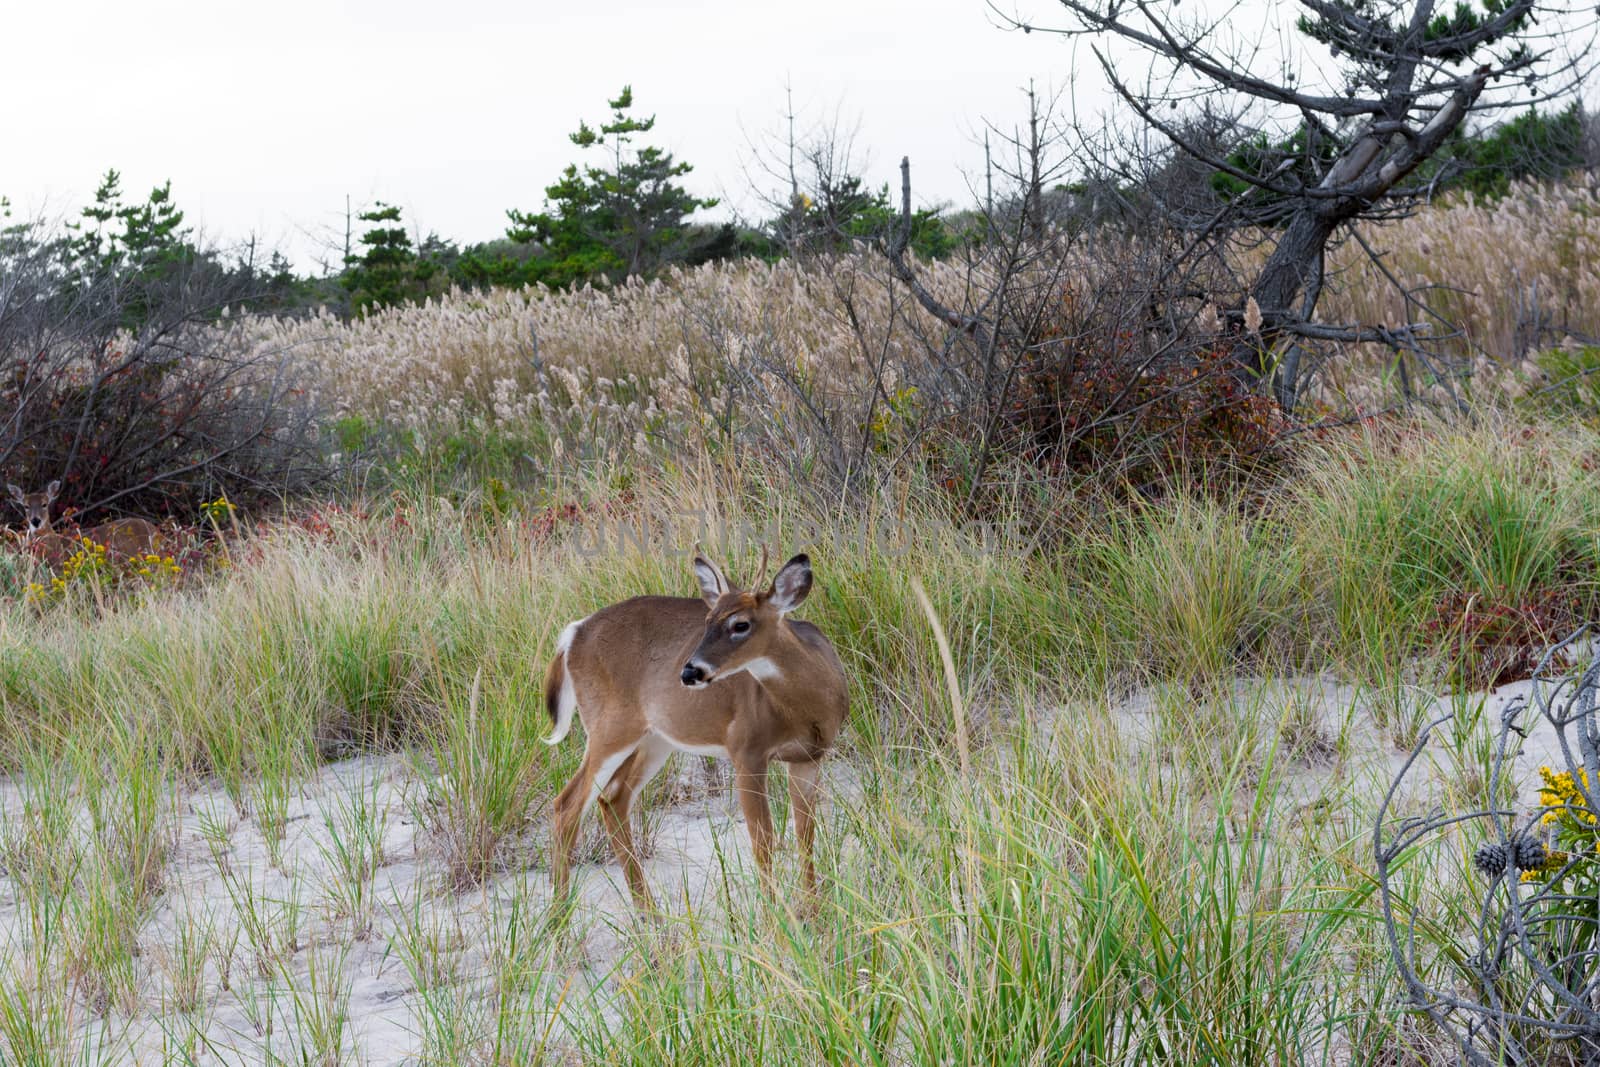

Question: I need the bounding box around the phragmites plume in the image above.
[216,181,1600,467]
[1243,296,1263,335]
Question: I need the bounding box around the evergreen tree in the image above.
[1450,104,1586,198]
[118,180,188,268]
[66,170,190,276]
[342,202,440,313]
[64,170,197,327]
[507,86,726,286]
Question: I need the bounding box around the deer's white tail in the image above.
[542,620,582,745]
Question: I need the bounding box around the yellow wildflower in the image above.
[1539,765,1599,826]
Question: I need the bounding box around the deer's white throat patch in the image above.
[728,656,783,682]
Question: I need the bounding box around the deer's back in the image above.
[570,596,706,677]
[82,518,163,559]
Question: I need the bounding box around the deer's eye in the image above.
[731,619,751,636]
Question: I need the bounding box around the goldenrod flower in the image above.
[1538,765,1599,826]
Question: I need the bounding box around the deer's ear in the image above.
[693,555,731,607]
[45,481,60,501]
[6,485,22,504]
[767,554,813,615]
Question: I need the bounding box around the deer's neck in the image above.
[747,622,841,715]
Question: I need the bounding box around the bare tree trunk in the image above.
[1026,82,1046,242]
[1240,208,1338,386]
[1238,65,1493,406]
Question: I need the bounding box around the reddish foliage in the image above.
[960,286,1293,493]
[1015,342,1285,471]
[525,502,586,544]
[283,503,370,543]
[522,490,636,545]
[1428,586,1584,688]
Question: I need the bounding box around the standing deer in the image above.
[544,550,848,911]
[7,481,164,561]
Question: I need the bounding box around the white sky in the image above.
[4,0,1095,271]
[10,1,1581,272]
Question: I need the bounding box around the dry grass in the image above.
[240,180,1600,456]
[0,184,1596,1060]
[0,421,1586,1060]
[257,254,955,455]
[1323,182,1600,364]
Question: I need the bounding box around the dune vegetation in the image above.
[1,182,1599,1062]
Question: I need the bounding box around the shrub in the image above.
[0,218,329,525]
[895,228,1291,503]
[998,310,1288,489]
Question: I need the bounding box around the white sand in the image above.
[0,670,1579,1063]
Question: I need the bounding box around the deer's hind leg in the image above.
[551,735,640,901]
[598,734,673,911]
[550,760,592,902]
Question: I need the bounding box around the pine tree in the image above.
[64,170,196,327]
[67,170,190,281]
[507,86,725,287]
[342,202,439,313]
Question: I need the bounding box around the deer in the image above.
[6,481,165,563]
[543,549,848,912]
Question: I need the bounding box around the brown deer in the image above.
[544,550,848,911]
[7,481,164,562]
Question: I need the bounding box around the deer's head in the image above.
[6,481,60,539]
[680,551,813,689]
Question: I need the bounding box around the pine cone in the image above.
[1512,833,1549,872]
[1474,842,1509,876]
[1474,833,1549,876]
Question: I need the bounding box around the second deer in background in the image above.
[6,481,165,561]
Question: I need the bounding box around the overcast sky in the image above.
[3,0,1108,270]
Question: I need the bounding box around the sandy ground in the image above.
[0,670,1580,1063]
[0,750,775,1064]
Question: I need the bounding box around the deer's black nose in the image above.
[681,663,705,686]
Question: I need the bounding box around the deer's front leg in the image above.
[731,752,775,887]
[787,759,823,906]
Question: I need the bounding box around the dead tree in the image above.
[1006,0,1596,408]
[738,86,887,258]
[983,81,1076,242]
